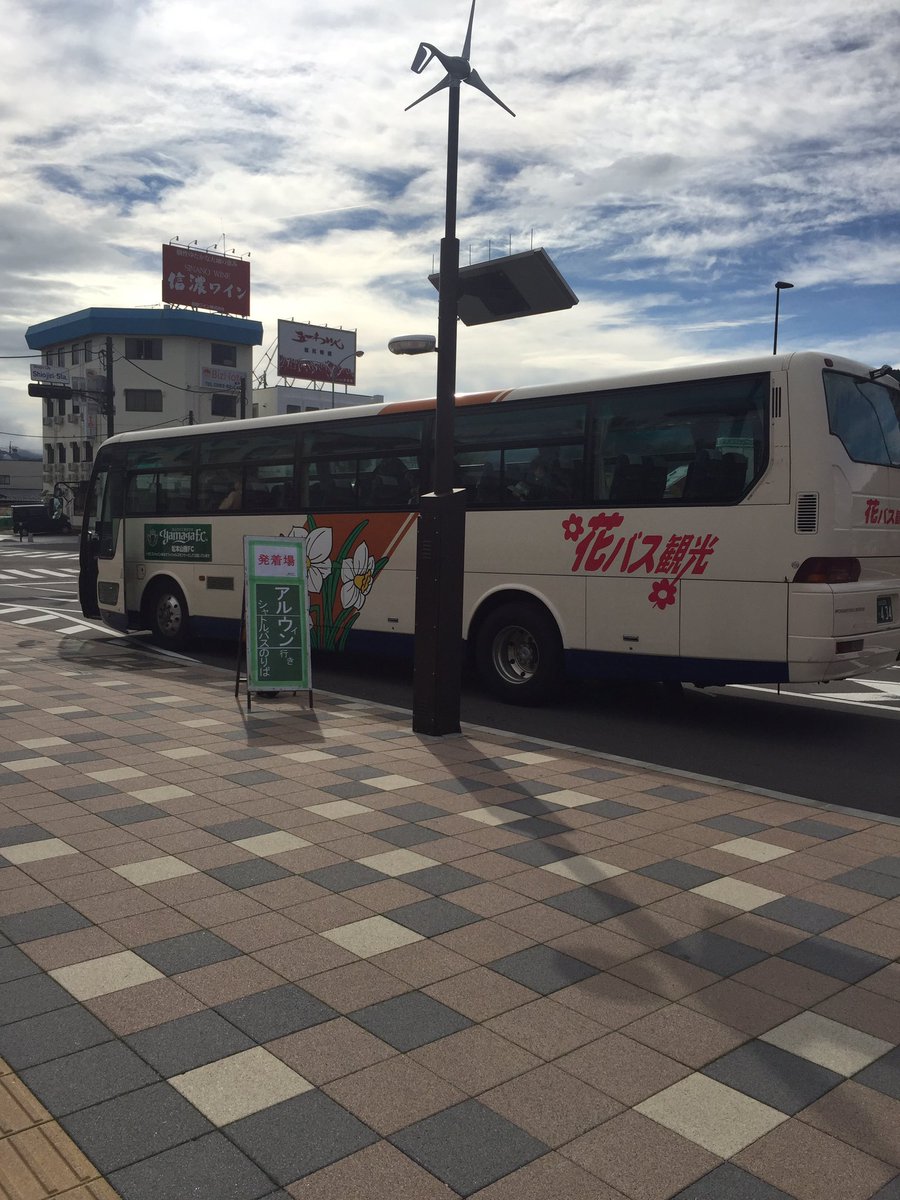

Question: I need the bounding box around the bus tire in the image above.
[145,580,190,650]
[475,600,563,705]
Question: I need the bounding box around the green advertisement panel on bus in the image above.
[244,536,310,692]
[144,524,212,561]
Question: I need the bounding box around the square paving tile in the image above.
[100,804,168,826]
[753,896,848,933]
[358,849,441,877]
[125,1009,254,1075]
[0,902,92,944]
[702,1038,843,1114]
[498,841,576,867]
[225,1090,379,1185]
[662,931,770,978]
[303,862,390,893]
[488,944,599,995]
[112,856,199,886]
[207,858,294,890]
[350,990,471,1050]
[638,860,722,890]
[411,1024,542,1093]
[386,897,481,937]
[0,1003,114,1069]
[234,832,311,857]
[623,1002,746,1068]
[0,823,56,847]
[0,943,40,982]
[204,819,278,841]
[700,816,771,837]
[374,823,443,848]
[169,1046,313,1124]
[636,1072,786,1157]
[0,973,81,1025]
[49,950,164,999]
[713,837,794,863]
[779,935,890,983]
[383,802,450,823]
[266,1016,396,1085]
[400,868,487,897]
[136,931,242,975]
[390,1098,548,1196]
[3,838,79,865]
[480,1062,622,1147]
[21,1040,160,1115]
[671,1162,795,1198]
[323,1054,466,1135]
[853,1045,900,1101]
[541,856,626,884]
[558,1030,691,1105]
[733,1116,896,1200]
[691,879,784,911]
[796,1079,900,1169]
[59,1080,213,1173]
[216,983,337,1041]
[832,868,900,900]
[561,1109,719,1198]
[108,1131,274,1200]
[545,886,637,923]
[782,818,855,840]
[761,1012,893,1075]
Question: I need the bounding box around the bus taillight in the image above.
[793,557,861,584]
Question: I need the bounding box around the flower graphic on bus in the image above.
[286,515,402,651]
[341,542,376,611]
[648,579,677,610]
[304,526,333,592]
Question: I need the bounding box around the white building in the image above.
[25,306,263,509]
[252,383,384,417]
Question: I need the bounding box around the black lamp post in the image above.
[773,281,794,355]
[404,0,513,736]
[329,350,364,408]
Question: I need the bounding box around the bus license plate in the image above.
[876,596,893,624]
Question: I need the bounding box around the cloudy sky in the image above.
[2,0,899,446]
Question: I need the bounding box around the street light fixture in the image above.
[773,281,794,355]
[404,0,513,736]
[329,350,364,408]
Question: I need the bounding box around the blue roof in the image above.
[25,307,264,349]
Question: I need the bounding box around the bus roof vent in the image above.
[795,492,819,534]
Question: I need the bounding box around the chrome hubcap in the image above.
[492,624,538,686]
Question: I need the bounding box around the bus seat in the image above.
[609,456,666,502]
[682,451,747,501]
[475,464,502,503]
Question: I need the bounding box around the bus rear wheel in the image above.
[475,601,563,705]
[145,580,190,650]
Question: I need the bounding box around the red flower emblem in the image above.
[562,513,584,542]
[649,578,677,610]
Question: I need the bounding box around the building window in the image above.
[124,338,162,361]
[45,399,54,419]
[43,351,52,366]
[71,344,81,365]
[211,393,237,418]
[125,389,164,412]
[286,404,303,413]
[71,443,81,464]
[84,442,93,462]
[211,343,237,367]
[57,398,66,416]
[57,443,66,465]
[56,347,66,367]
[46,445,55,464]
[0,475,10,487]
[84,341,93,363]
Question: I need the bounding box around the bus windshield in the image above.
[824,370,900,467]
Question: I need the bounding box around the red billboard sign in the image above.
[162,245,251,317]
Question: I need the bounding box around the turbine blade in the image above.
[464,70,515,116]
[461,0,477,59]
[405,74,452,111]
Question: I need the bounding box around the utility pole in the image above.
[104,336,115,439]
[240,375,246,420]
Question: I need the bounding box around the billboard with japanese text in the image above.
[277,320,358,385]
[162,245,250,317]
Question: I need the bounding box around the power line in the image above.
[0,430,42,438]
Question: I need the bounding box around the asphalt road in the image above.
[1,533,898,818]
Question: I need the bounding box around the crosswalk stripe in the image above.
[14,614,60,625]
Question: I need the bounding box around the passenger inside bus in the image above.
[219,479,242,510]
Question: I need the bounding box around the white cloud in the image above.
[2,0,900,441]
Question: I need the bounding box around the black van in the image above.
[11,502,73,539]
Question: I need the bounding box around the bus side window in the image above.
[125,472,158,515]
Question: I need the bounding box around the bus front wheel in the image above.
[475,601,563,705]
[145,581,190,650]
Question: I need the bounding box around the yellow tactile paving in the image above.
[0,1067,121,1200]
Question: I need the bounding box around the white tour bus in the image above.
[79,350,900,703]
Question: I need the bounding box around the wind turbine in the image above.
[404,0,514,738]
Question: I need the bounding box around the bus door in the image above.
[78,448,126,621]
